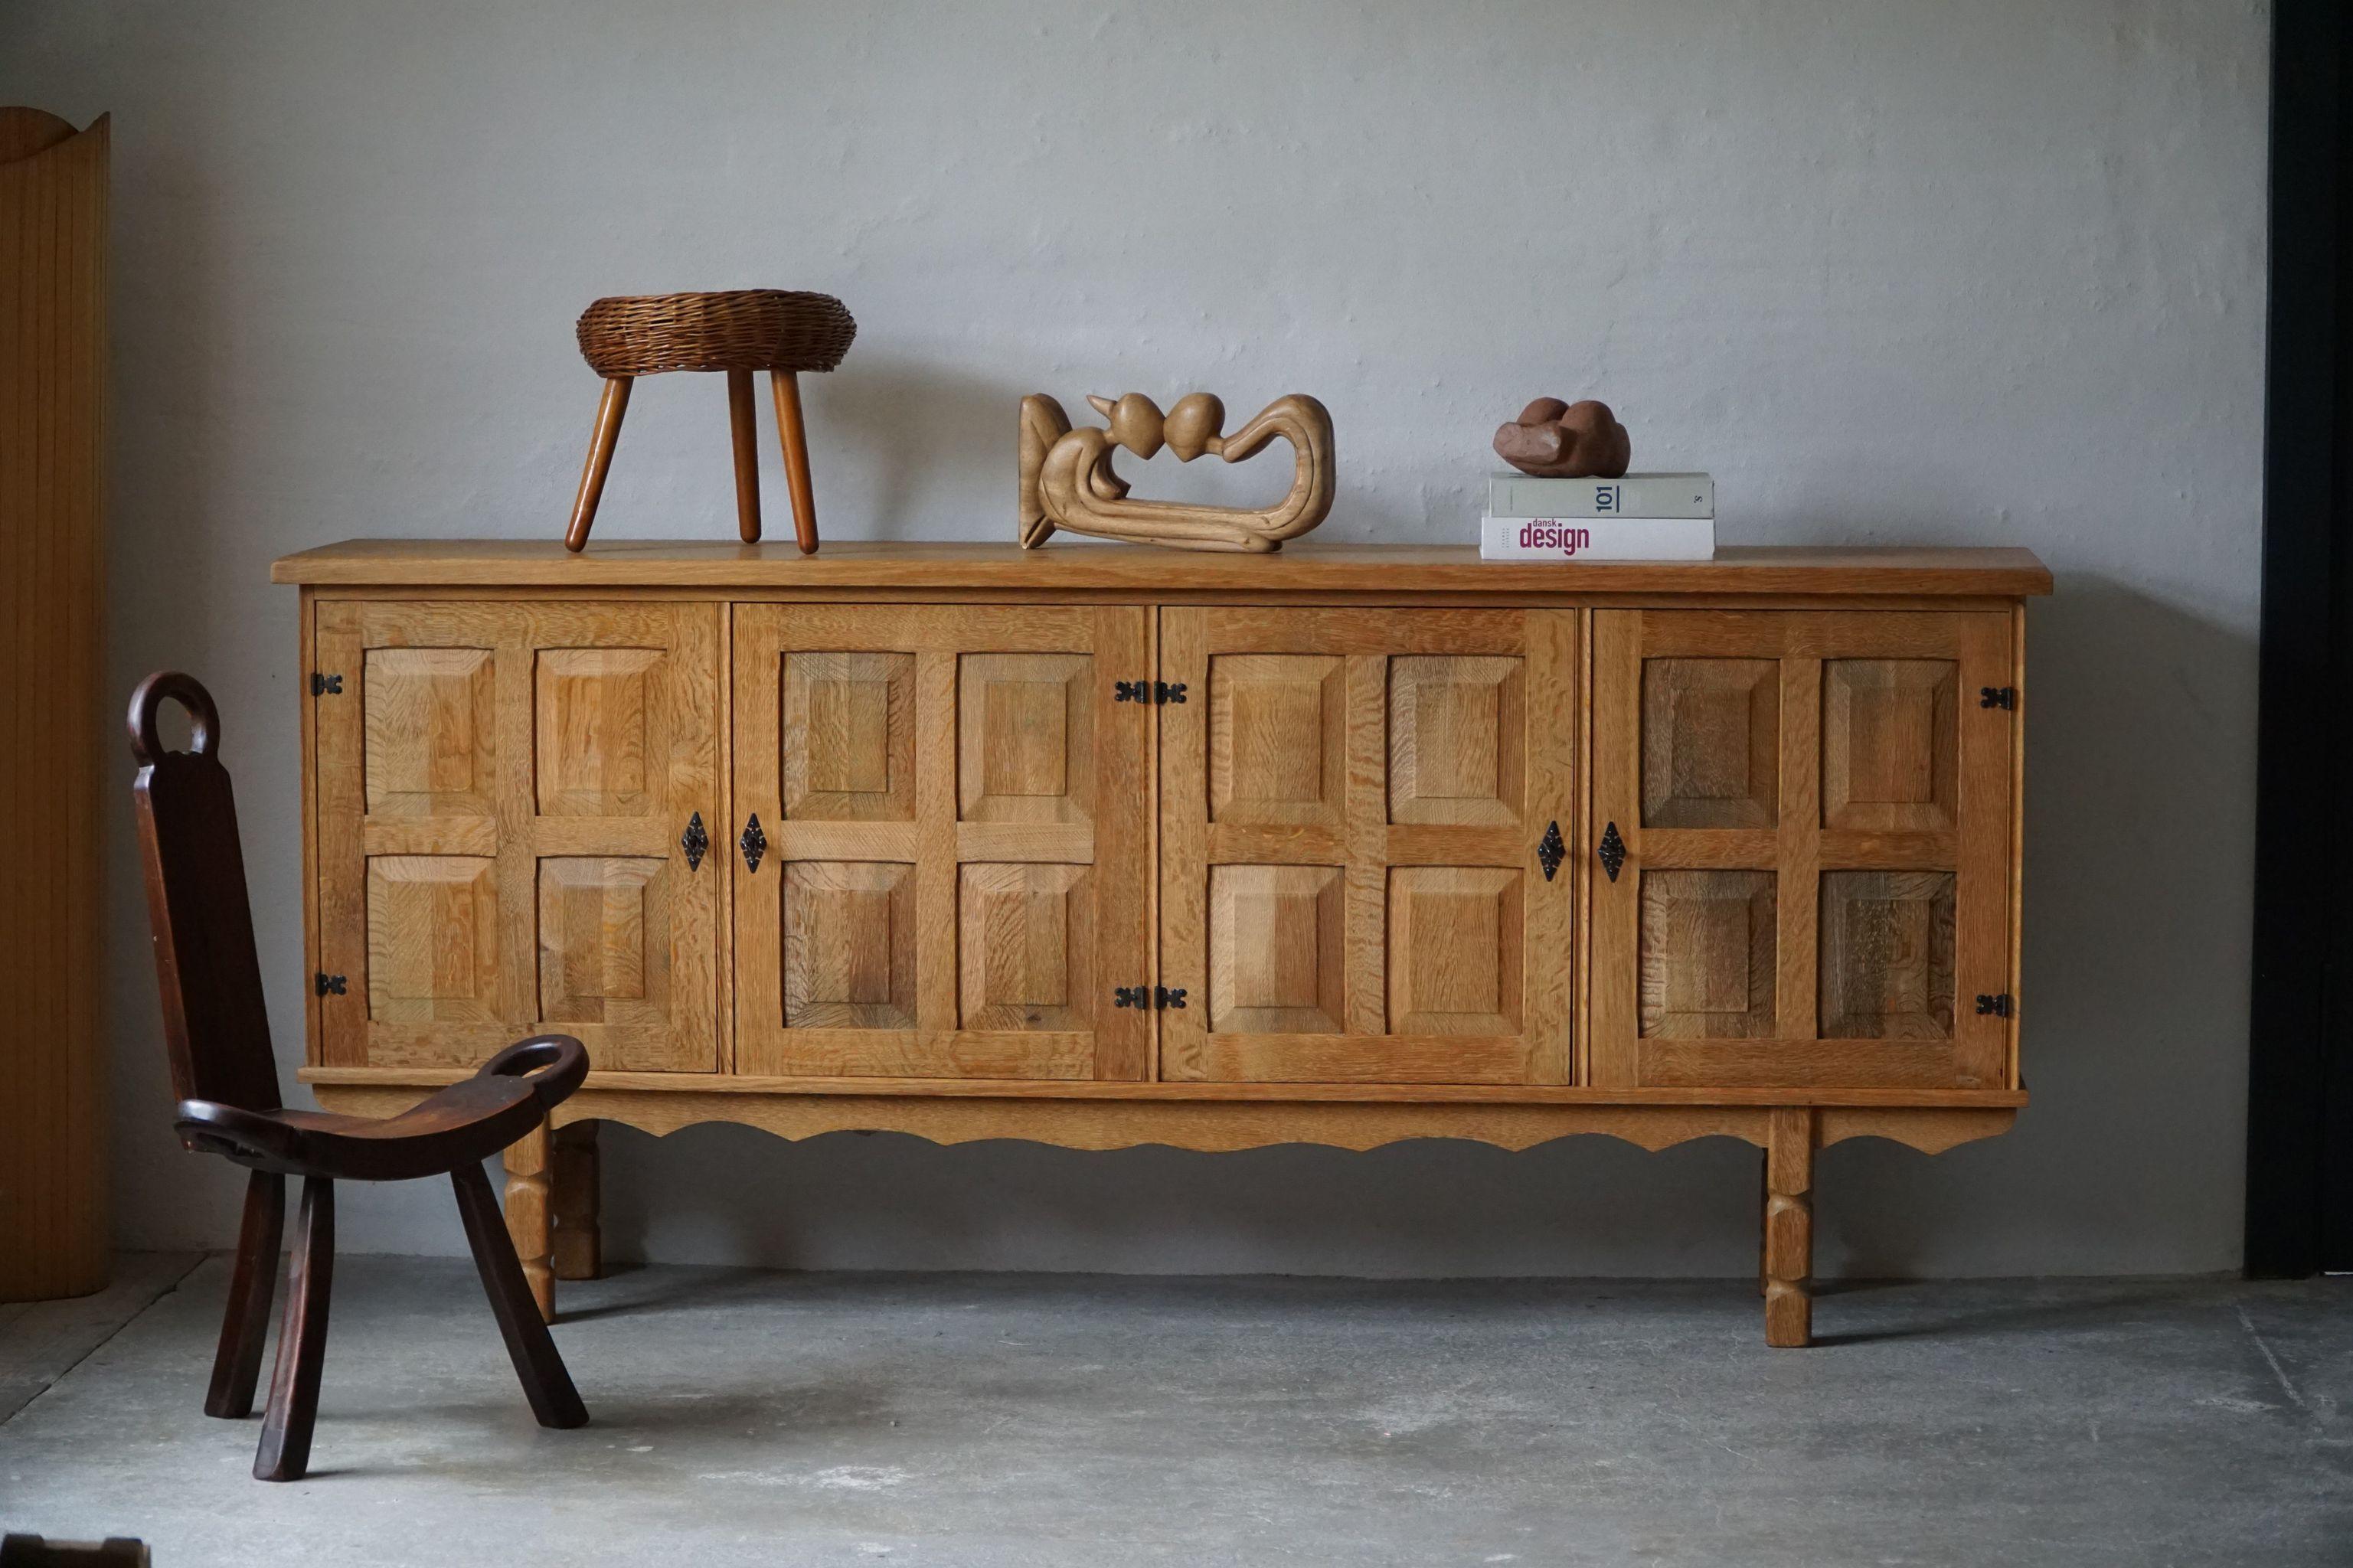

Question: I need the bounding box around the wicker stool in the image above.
[566,289,856,554]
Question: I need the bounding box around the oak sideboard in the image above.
[273,540,2050,1347]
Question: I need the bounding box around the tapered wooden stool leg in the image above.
[551,1122,601,1282]
[206,1170,284,1419]
[505,1123,554,1321]
[726,368,763,543]
[564,376,633,552]
[769,368,820,554]
[451,1161,589,1429]
[254,1177,333,1481]
[1763,1109,1815,1348]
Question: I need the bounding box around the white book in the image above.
[1480,516,1716,561]
[1487,472,1714,519]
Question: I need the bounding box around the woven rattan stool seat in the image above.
[575,290,856,378]
[563,289,856,554]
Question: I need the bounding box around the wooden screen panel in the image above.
[782,651,913,822]
[959,654,1093,823]
[314,601,720,1073]
[1591,609,2011,1090]
[535,648,660,817]
[1641,658,1778,828]
[364,856,499,1024]
[1208,864,1345,1034]
[1208,654,1345,828]
[732,604,1148,1081]
[1162,608,1576,1085]
[783,861,916,1029]
[1387,867,1523,1036]
[1638,870,1776,1038]
[1388,656,1525,826]
[1819,870,1956,1039]
[1822,658,1958,831]
[959,863,1092,1031]
[363,647,495,817]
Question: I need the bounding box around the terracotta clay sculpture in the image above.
[1018,390,1334,552]
[1493,397,1631,479]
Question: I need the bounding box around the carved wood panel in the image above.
[315,601,720,1072]
[732,604,1148,1080]
[1591,609,2011,1089]
[1162,608,1576,1083]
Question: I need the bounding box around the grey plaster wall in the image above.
[2,0,2266,1276]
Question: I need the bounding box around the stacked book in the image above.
[1480,472,1715,560]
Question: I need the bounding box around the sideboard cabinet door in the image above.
[1589,609,2014,1089]
[730,605,1151,1080]
[313,601,722,1071]
[1158,609,1577,1084]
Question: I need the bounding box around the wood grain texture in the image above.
[503,1122,553,1321]
[274,540,2056,597]
[732,604,1148,1080]
[1763,1106,1815,1348]
[550,1120,600,1281]
[1018,391,1335,552]
[315,601,721,1073]
[1592,609,2013,1091]
[1162,608,1573,1084]
[1,111,107,1301]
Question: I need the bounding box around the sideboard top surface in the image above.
[272,539,2054,596]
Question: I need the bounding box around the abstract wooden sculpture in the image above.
[1018,391,1334,552]
[566,289,855,554]
[1493,397,1631,478]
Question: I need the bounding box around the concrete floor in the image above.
[2,1257,2349,1565]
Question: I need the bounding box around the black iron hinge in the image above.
[314,972,347,997]
[1113,680,1188,704]
[1979,686,2015,710]
[1538,821,1566,882]
[1974,993,2011,1018]
[739,814,766,874]
[310,672,344,696]
[1114,985,1188,1010]
[1597,821,1627,883]
[680,812,708,872]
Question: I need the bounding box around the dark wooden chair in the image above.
[127,671,592,1482]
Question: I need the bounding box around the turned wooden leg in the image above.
[564,375,633,552]
[551,1121,602,1282]
[726,368,763,544]
[769,368,820,554]
[1763,1108,1816,1348]
[504,1125,554,1321]
[451,1160,590,1429]
[253,1177,332,1481]
[206,1170,284,1419]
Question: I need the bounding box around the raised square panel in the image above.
[1819,871,1956,1039]
[1639,870,1776,1038]
[1641,658,1779,828]
[959,653,1093,823]
[1822,659,1958,831]
[959,864,1093,1031]
[365,856,498,1024]
[783,861,915,1029]
[1389,656,1525,826]
[363,647,495,817]
[1387,867,1523,1034]
[1208,864,1344,1034]
[1208,655,1345,827]
[538,857,665,1024]
[535,648,661,817]
[783,652,914,822]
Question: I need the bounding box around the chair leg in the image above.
[769,368,821,554]
[564,375,634,552]
[727,368,763,544]
[253,1177,333,1481]
[450,1160,590,1429]
[205,1170,284,1419]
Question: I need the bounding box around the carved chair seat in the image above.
[129,671,593,1482]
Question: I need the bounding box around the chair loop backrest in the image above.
[128,671,283,1115]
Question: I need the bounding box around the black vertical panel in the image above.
[2248,0,2353,1276]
